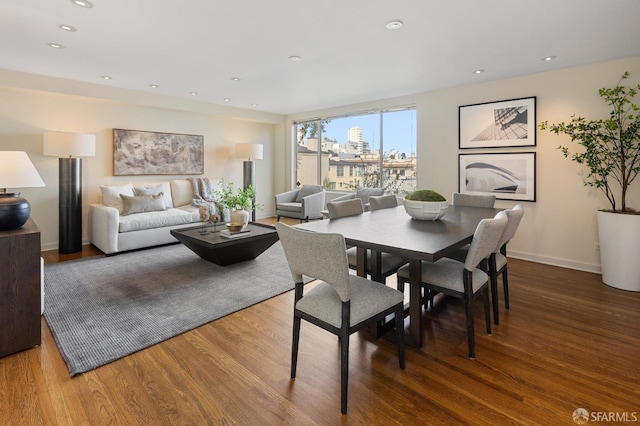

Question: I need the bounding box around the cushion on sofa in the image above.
[120,193,167,216]
[170,179,195,207]
[100,183,134,213]
[133,182,174,209]
[118,208,195,233]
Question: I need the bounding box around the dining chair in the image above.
[369,194,399,210]
[326,198,364,219]
[275,222,405,414]
[488,205,524,323]
[396,211,508,358]
[446,205,523,325]
[328,198,407,283]
[452,192,496,208]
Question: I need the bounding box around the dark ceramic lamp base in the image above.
[0,192,30,231]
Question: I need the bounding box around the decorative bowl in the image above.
[226,223,244,232]
[403,199,448,221]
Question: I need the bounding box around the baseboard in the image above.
[509,249,602,274]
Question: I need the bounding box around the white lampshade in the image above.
[43,131,96,157]
[236,143,263,161]
[0,151,45,189]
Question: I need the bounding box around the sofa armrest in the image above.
[275,189,300,204]
[89,203,120,254]
[301,190,326,218]
[330,192,355,203]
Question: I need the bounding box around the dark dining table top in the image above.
[295,204,502,263]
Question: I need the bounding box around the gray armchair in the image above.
[330,187,384,211]
[275,184,325,222]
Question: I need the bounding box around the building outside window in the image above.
[294,107,416,194]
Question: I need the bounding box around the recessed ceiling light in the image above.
[386,20,403,30]
[542,55,557,62]
[48,43,64,49]
[71,0,93,8]
[100,75,112,80]
[473,69,485,74]
[59,24,77,32]
[223,98,231,102]
[149,84,159,88]
[189,91,198,95]
[251,103,258,107]
[289,55,302,62]
[231,77,241,81]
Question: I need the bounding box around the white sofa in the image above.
[89,179,215,255]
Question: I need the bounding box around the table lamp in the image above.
[43,131,96,254]
[0,151,45,231]
[235,143,263,222]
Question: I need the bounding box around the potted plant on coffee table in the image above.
[539,72,640,291]
[214,179,262,230]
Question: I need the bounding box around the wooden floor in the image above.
[3,218,640,425]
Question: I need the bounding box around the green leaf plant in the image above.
[213,179,262,212]
[539,72,640,213]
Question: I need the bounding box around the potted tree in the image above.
[539,72,640,291]
[403,189,448,220]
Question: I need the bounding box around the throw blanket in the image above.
[188,177,229,221]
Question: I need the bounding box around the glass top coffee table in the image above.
[170,222,279,266]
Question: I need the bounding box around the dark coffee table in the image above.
[170,222,279,266]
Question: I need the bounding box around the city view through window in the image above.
[295,108,417,194]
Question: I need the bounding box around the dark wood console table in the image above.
[0,218,41,357]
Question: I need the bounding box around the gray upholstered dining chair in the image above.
[446,205,524,325]
[369,194,399,210]
[488,205,524,323]
[330,186,384,211]
[396,211,508,358]
[327,198,407,283]
[275,222,405,414]
[452,192,496,208]
[326,198,364,219]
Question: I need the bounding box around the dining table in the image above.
[295,204,502,348]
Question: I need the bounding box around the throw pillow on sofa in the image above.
[120,193,166,215]
[100,183,135,214]
[133,183,174,209]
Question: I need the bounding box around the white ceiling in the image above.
[1,0,639,115]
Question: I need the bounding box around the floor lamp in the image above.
[235,143,263,222]
[0,152,45,231]
[43,131,96,254]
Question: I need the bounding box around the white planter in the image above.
[597,210,640,291]
[403,199,448,221]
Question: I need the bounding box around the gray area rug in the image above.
[44,242,293,376]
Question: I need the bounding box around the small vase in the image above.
[230,206,250,228]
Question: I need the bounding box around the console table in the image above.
[0,218,41,357]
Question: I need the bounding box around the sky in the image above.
[321,109,417,156]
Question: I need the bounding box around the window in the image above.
[294,107,416,194]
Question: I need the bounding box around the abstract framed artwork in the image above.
[459,96,536,149]
[459,152,536,201]
[113,129,204,176]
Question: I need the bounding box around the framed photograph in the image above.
[113,129,204,176]
[459,152,536,201]
[459,96,536,149]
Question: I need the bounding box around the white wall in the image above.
[286,56,640,273]
[0,70,284,251]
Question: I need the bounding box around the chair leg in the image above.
[395,305,406,370]
[489,258,499,325]
[465,294,475,359]
[340,329,349,414]
[483,288,492,337]
[291,315,301,379]
[397,276,405,293]
[277,215,281,221]
[502,268,510,309]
